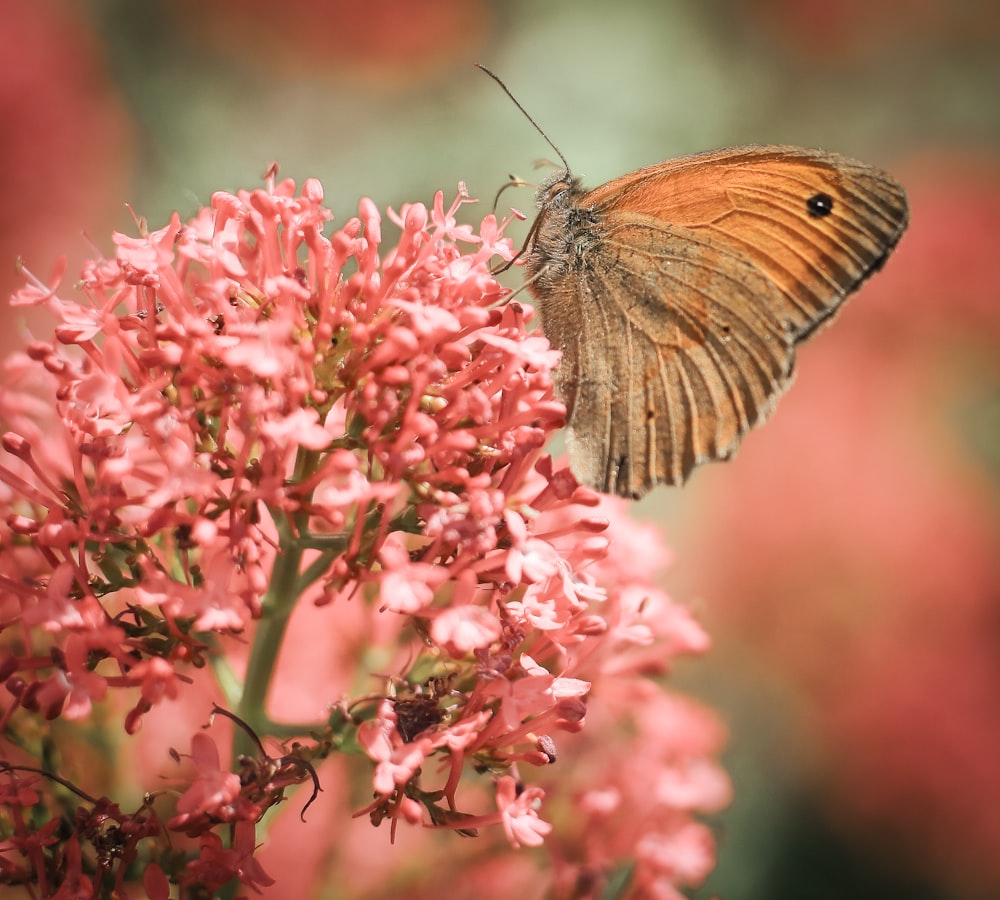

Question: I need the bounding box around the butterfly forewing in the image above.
[526,144,909,498]
[584,146,909,338]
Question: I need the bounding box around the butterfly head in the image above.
[535,167,583,212]
[525,166,600,286]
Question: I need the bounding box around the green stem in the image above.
[219,472,320,900]
[232,522,303,760]
[231,449,320,762]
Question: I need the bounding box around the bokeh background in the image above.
[3,1,999,897]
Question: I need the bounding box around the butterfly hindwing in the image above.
[552,219,795,496]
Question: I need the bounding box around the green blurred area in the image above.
[94,0,999,236]
[5,1,1000,898]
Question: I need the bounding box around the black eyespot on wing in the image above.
[806,192,834,218]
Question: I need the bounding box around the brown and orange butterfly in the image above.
[482,69,909,499]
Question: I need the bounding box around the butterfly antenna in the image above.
[476,64,570,172]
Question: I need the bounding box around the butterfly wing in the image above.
[582,145,909,339]
[539,219,795,496]
[529,145,908,497]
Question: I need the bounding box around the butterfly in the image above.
[522,145,909,498]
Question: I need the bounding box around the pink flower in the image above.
[0,168,727,897]
[376,533,443,614]
[181,821,274,893]
[31,634,109,721]
[636,821,718,889]
[430,601,502,656]
[168,733,244,831]
[358,700,434,797]
[495,775,552,849]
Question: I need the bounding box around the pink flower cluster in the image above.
[0,169,728,897]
